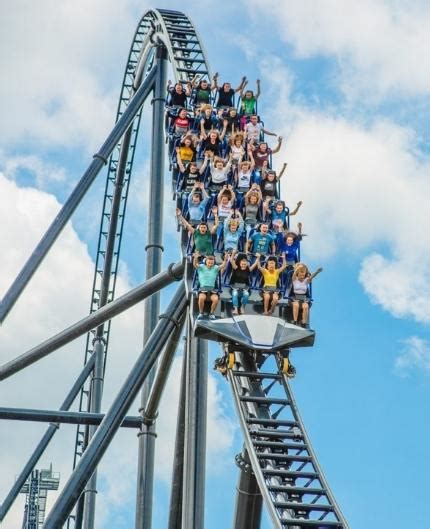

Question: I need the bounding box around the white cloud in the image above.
[395,336,430,375]
[0,150,67,190]
[359,254,430,324]
[249,0,430,101]
[0,0,149,150]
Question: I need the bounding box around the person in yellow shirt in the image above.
[256,252,288,315]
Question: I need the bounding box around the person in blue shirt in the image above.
[245,223,276,257]
[263,199,303,234]
[187,182,209,224]
[193,251,228,320]
[278,225,303,266]
[223,211,245,252]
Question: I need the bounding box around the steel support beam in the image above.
[0,66,157,324]
[182,314,208,529]
[135,42,168,529]
[0,408,142,428]
[0,262,183,381]
[43,283,187,528]
[0,355,95,522]
[82,338,104,529]
[232,449,262,529]
[143,314,185,423]
[167,351,187,529]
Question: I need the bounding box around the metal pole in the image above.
[81,337,104,529]
[182,313,208,529]
[143,315,185,423]
[232,449,262,529]
[136,312,185,529]
[0,355,95,522]
[0,67,157,324]
[0,262,183,381]
[167,351,187,529]
[43,283,186,529]
[0,408,142,428]
[135,43,168,529]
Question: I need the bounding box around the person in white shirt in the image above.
[245,114,278,143]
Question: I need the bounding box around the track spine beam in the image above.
[227,352,349,528]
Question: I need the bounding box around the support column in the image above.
[135,42,168,529]
[167,348,187,529]
[182,313,208,529]
[82,338,105,529]
[232,449,262,529]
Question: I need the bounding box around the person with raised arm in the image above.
[245,114,278,143]
[229,250,259,315]
[177,207,219,255]
[212,73,247,109]
[251,139,283,170]
[166,80,191,107]
[260,162,287,201]
[239,79,261,118]
[290,264,323,327]
[223,210,245,252]
[187,181,210,224]
[193,251,228,320]
[256,252,288,315]
[243,184,262,237]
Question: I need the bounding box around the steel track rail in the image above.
[227,352,348,528]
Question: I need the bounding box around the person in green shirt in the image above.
[239,79,261,124]
[176,207,219,255]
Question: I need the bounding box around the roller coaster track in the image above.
[228,352,348,528]
[0,8,349,529]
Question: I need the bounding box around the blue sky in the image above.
[1,1,430,528]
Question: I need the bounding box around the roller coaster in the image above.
[0,8,349,529]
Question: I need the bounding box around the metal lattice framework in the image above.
[0,8,348,529]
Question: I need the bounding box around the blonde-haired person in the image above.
[290,263,323,327]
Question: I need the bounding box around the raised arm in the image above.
[219,120,228,141]
[219,252,229,273]
[212,72,219,90]
[176,208,194,235]
[262,127,277,137]
[227,184,236,203]
[229,250,238,269]
[278,161,287,179]
[255,253,264,271]
[255,79,261,99]
[309,267,323,282]
[278,252,288,273]
[193,251,201,269]
[200,118,207,139]
[263,197,271,217]
[184,82,192,97]
[289,200,303,216]
[199,154,209,175]
[271,136,283,154]
[210,208,219,234]
[176,148,186,174]
[235,76,247,92]
[239,79,248,99]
